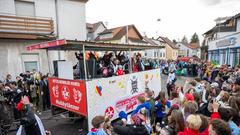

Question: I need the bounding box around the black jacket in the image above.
[40,80,49,95]
[21,105,41,135]
[113,124,150,135]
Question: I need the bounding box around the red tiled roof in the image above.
[96,25,144,42]
[187,43,200,49]
[158,36,178,49]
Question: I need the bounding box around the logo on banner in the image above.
[52,85,59,98]
[96,85,103,96]
[115,93,145,113]
[130,76,139,94]
[62,86,70,101]
[73,88,82,103]
[105,106,114,119]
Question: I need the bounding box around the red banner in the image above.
[49,78,87,116]
[26,39,67,51]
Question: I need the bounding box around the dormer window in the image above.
[99,33,113,39]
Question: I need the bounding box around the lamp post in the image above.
[156,18,161,59]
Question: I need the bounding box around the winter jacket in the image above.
[178,128,200,135]
[229,121,240,135]
[155,100,171,118]
[87,128,107,135]
[20,105,41,135]
[113,124,150,135]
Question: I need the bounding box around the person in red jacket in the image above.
[116,66,124,76]
[178,114,202,135]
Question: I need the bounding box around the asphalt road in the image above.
[8,74,190,135]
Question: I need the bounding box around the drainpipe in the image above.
[55,0,61,60]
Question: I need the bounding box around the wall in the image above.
[208,32,240,50]
[145,48,166,59]
[93,24,106,40]
[0,39,51,79]
[0,0,15,14]
[165,43,173,60]
[34,0,57,35]
[57,0,86,40]
[0,0,87,40]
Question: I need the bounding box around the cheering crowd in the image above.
[1,55,240,135]
[88,61,240,135]
[0,70,51,135]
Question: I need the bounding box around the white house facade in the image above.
[143,37,166,59]
[177,42,201,58]
[0,0,88,78]
[204,13,240,67]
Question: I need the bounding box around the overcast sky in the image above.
[86,0,240,42]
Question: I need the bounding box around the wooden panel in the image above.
[0,22,53,29]
[0,19,53,25]
[0,15,52,22]
[0,33,37,39]
[0,27,53,32]
[0,14,54,34]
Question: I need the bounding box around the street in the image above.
[9,74,190,135]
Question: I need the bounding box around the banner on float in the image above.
[86,69,161,129]
[48,78,87,116]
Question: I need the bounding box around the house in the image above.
[95,24,148,57]
[96,24,147,45]
[86,21,106,41]
[203,13,240,66]
[177,42,201,58]
[0,0,88,77]
[143,37,166,59]
[158,37,179,60]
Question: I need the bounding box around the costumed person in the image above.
[166,70,176,98]
[116,65,124,76]
[155,91,171,126]
[136,54,145,71]
[16,96,47,135]
[87,116,107,135]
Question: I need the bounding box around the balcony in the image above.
[0,14,54,39]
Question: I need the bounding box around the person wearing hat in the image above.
[87,116,107,135]
[113,112,150,135]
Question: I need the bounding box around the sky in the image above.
[86,0,240,42]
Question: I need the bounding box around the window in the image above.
[21,53,39,72]
[24,61,38,72]
[163,52,165,57]
[154,52,157,57]
[160,52,162,57]
[15,0,35,16]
